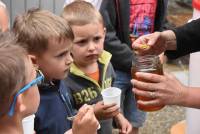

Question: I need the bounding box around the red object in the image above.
[193,0,200,10]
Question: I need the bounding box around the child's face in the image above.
[23,57,40,116]
[71,22,105,66]
[36,38,73,80]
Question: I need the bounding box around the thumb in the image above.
[121,125,127,134]
[76,104,90,120]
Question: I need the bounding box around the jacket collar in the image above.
[70,50,111,76]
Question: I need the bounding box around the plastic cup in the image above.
[101,87,121,107]
[22,114,35,134]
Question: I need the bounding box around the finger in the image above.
[76,104,90,120]
[82,106,95,121]
[104,104,119,112]
[135,72,164,83]
[132,79,157,92]
[119,130,126,134]
[132,37,147,48]
[104,108,120,118]
[102,103,118,109]
[147,32,160,46]
[133,88,157,99]
[97,101,104,105]
[137,99,163,107]
[121,124,127,134]
[127,124,132,133]
[83,107,100,129]
[64,129,72,134]
[103,110,120,118]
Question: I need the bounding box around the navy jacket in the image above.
[35,80,75,134]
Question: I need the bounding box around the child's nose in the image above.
[88,42,96,51]
[66,54,73,64]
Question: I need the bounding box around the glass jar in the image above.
[131,55,164,112]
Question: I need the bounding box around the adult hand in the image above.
[132,31,176,55]
[93,101,120,120]
[131,72,187,107]
[72,104,99,134]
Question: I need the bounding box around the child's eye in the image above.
[57,51,68,58]
[75,39,88,46]
[93,36,101,42]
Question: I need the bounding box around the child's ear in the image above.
[103,27,106,35]
[103,27,106,39]
[15,94,26,115]
[29,54,39,69]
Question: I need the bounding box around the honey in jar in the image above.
[131,55,164,111]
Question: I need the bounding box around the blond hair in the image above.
[61,0,104,26]
[0,32,27,116]
[13,8,74,55]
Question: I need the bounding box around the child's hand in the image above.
[72,104,99,134]
[64,129,72,134]
[94,101,120,120]
[114,113,132,134]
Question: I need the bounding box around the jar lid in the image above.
[193,0,200,10]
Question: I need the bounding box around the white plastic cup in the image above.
[101,87,121,107]
[22,114,35,134]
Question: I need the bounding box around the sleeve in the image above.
[165,18,200,59]
[100,0,133,73]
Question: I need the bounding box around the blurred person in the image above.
[100,0,168,133]
[0,0,9,31]
[0,32,43,134]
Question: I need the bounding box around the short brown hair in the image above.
[61,0,104,26]
[0,32,27,116]
[13,8,74,55]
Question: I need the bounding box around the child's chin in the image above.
[60,73,68,79]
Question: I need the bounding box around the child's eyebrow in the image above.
[73,38,87,43]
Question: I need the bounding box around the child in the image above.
[0,32,43,133]
[13,8,77,134]
[62,1,132,134]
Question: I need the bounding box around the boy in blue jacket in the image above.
[13,8,76,134]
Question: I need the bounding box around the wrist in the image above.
[178,86,188,106]
[161,30,177,50]
[114,112,121,120]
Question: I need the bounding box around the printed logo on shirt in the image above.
[72,77,113,107]
[129,0,157,39]
[73,87,99,105]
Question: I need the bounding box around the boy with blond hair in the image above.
[0,32,43,134]
[62,1,132,134]
[13,8,84,134]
